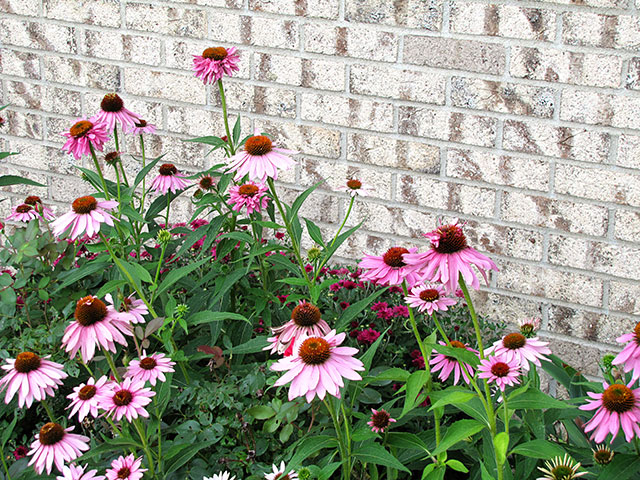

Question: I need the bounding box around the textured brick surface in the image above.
[2,0,640,359]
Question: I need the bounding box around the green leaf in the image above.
[0,174,45,187]
[454,396,490,426]
[223,337,269,355]
[481,463,497,480]
[289,181,324,224]
[509,439,565,460]
[304,218,325,246]
[1,414,17,448]
[133,155,163,187]
[53,259,110,292]
[184,135,228,147]
[288,435,338,469]
[494,432,509,466]
[359,328,387,374]
[247,406,275,420]
[400,370,431,418]
[507,390,569,410]
[189,311,251,325]
[369,368,411,383]
[353,442,410,473]
[232,115,242,145]
[599,454,640,480]
[164,441,214,475]
[385,432,430,453]
[429,389,476,412]
[431,343,480,367]
[337,286,389,331]
[254,220,284,229]
[277,277,309,286]
[155,256,210,297]
[446,460,468,473]
[432,419,486,456]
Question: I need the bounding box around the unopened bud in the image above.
[157,229,172,245]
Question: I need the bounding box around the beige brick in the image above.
[1,0,41,16]
[503,120,610,163]
[510,47,622,89]
[610,281,640,315]
[165,105,225,136]
[463,221,544,262]
[555,164,640,207]
[43,56,120,90]
[4,139,72,176]
[304,23,398,62]
[254,53,345,91]
[496,260,604,308]
[125,3,207,37]
[501,191,608,236]
[399,107,498,147]
[124,134,208,169]
[84,30,163,67]
[84,93,164,129]
[250,0,339,19]
[124,68,206,105]
[0,49,40,79]
[301,58,345,91]
[618,134,640,170]
[475,291,544,328]
[615,209,640,242]
[175,0,242,7]
[2,110,43,141]
[563,12,640,50]
[43,0,121,27]
[451,77,555,118]
[627,57,640,91]
[297,190,340,224]
[247,16,299,50]
[301,93,394,132]
[255,119,341,158]
[451,2,556,41]
[347,133,440,173]
[547,306,626,347]
[344,203,439,238]
[345,0,443,30]
[220,83,296,118]
[536,0,628,6]
[447,149,549,191]
[404,35,506,75]
[398,174,496,217]
[43,87,82,116]
[350,65,445,104]
[0,18,77,53]
[4,81,42,110]
[560,89,640,130]
[208,11,244,44]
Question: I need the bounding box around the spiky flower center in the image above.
[602,384,635,413]
[299,337,331,365]
[371,410,391,429]
[245,135,273,156]
[202,47,228,60]
[105,151,120,165]
[72,196,98,214]
[634,322,640,345]
[520,323,535,337]
[113,390,133,407]
[550,465,573,479]
[291,302,322,327]
[101,93,124,113]
[135,119,148,128]
[78,384,97,401]
[24,195,42,206]
[432,224,468,254]
[346,179,362,190]
[119,297,132,312]
[490,361,510,377]
[39,423,65,446]
[419,288,439,302]
[75,296,108,326]
[502,333,526,350]
[238,184,259,197]
[70,120,93,138]
[383,247,409,268]
[14,352,41,373]
[593,447,613,465]
[117,467,131,479]
[140,357,157,370]
[159,163,177,176]
[15,204,32,214]
[199,176,214,190]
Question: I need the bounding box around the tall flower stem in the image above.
[164,194,171,226]
[89,144,111,201]
[113,126,130,187]
[324,398,349,480]
[458,275,484,358]
[103,350,121,382]
[0,445,11,480]
[217,79,235,155]
[41,398,55,422]
[313,196,355,283]
[133,418,156,477]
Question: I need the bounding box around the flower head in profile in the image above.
[198,175,216,192]
[612,321,640,382]
[62,295,132,362]
[66,375,111,421]
[27,423,89,475]
[51,196,118,240]
[367,408,396,433]
[579,382,640,443]
[405,284,457,315]
[149,163,190,195]
[477,355,521,391]
[537,454,587,480]
[99,377,155,422]
[105,454,146,480]
[227,131,297,182]
[264,301,331,356]
[125,352,175,386]
[62,118,109,160]
[592,444,614,465]
[337,179,373,197]
[105,293,148,324]
[271,330,364,402]
[0,352,67,408]
[518,317,541,338]
[430,341,477,385]
[229,181,269,214]
[359,247,421,287]
[264,462,298,480]
[127,119,156,135]
[94,93,140,131]
[6,203,39,223]
[403,221,498,293]
[57,464,106,480]
[486,333,551,372]
[193,46,240,84]
[203,472,235,480]
[25,195,55,220]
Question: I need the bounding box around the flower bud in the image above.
[157,229,172,245]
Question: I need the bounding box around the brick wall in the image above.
[1,0,639,375]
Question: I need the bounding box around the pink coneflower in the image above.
[127,118,156,135]
[403,222,498,293]
[430,341,476,385]
[66,375,111,421]
[93,94,140,131]
[337,179,374,197]
[6,204,39,223]
[271,330,364,402]
[359,247,421,287]
[27,423,89,475]
[367,408,396,433]
[51,196,118,240]
[537,454,587,480]
[57,464,106,480]
[518,317,541,338]
[264,462,298,480]
[477,355,521,391]
[227,132,297,182]
[105,454,146,480]
[125,352,175,386]
[24,195,55,220]
[579,382,640,443]
[229,181,269,214]
[62,118,109,160]
[264,301,331,356]
[193,46,240,84]
[62,295,132,363]
[204,472,235,480]
[486,333,551,372]
[99,377,155,422]
[149,163,190,194]
[405,284,457,315]
[612,321,640,382]
[0,352,67,408]
[105,293,148,324]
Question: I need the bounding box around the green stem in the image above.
[0,444,11,480]
[340,402,352,477]
[313,196,355,283]
[103,350,121,382]
[458,275,484,358]
[41,398,55,422]
[164,194,171,227]
[217,79,235,155]
[114,165,122,218]
[114,125,129,187]
[133,419,156,478]
[89,144,111,201]
[152,244,167,298]
[324,398,348,480]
